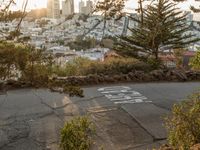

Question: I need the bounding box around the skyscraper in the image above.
[62,0,74,17]
[86,0,93,13]
[79,0,85,14]
[79,0,93,15]
[47,0,60,19]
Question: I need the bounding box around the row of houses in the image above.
[160,51,197,68]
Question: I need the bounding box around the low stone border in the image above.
[0,69,200,90]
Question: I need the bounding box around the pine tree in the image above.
[115,0,199,61]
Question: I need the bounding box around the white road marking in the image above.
[98,86,152,104]
[101,90,130,94]
[114,100,152,104]
[98,86,131,92]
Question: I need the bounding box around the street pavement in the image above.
[0,82,199,150]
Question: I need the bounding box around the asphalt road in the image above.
[0,82,199,150]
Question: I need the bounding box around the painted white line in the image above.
[110,97,132,101]
[114,100,152,104]
[101,90,131,94]
[105,94,126,99]
[111,97,147,102]
[98,86,131,92]
[132,96,147,100]
[101,90,142,95]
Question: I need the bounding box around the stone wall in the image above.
[0,69,200,90]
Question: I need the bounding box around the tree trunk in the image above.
[102,12,107,39]
[155,48,159,61]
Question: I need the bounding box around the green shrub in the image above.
[190,50,200,70]
[147,57,162,70]
[165,92,200,150]
[60,116,95,150]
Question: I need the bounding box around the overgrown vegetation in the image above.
[60,116,95,150]
[0,41,53,86]
[165,92,200,149]
[0,41,84,97]
[52,57,152,77]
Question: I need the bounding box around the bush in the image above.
[165,92,200,149]
[63,85,84,97]
[60,116,95,150]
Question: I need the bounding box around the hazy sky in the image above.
[15,0,82,11]
[14,0,199,12]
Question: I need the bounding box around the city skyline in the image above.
[14,0,199,12]
[14,0,94,12]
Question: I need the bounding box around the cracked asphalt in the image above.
[0,82,199,150]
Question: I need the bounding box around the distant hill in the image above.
[26,8,47,20]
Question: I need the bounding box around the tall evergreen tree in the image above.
[115,0,199,61]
